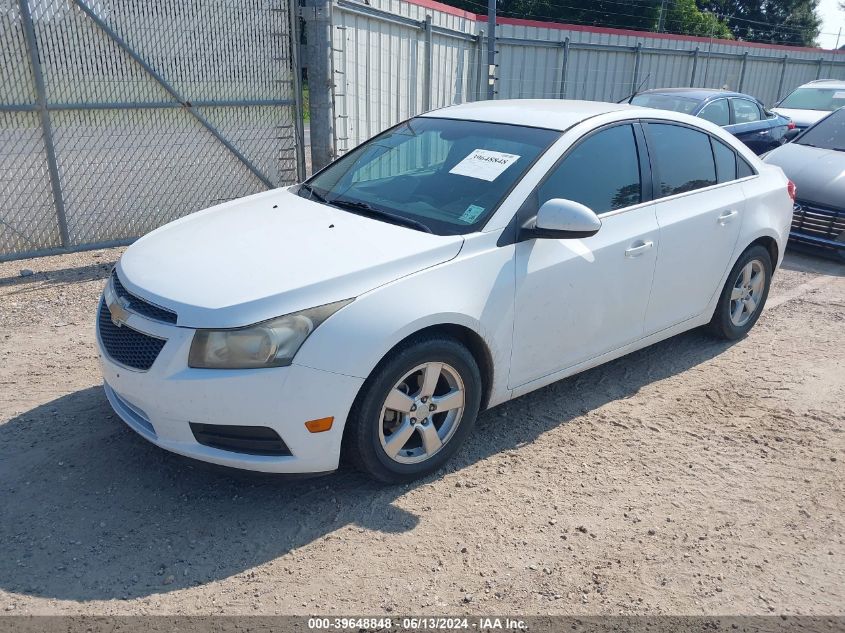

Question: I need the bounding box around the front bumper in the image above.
[790,200,845,255]
[96,300,364,473]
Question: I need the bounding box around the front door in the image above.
[510,123,659,388]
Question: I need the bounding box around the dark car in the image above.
[763,107,845,261]
[628,88,793,155]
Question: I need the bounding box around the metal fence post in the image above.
[558,37,570,99]
[737,51,748,92]
[288,0,307,181]
[475,29,485,101]
[423,15,432,111]
[303,0,336,170]
[18,0,70,249]
[486,0,496,99]
[631,42,642,95]
[776,55,788,102]
[816,57,824,80]
[690,46,699,86]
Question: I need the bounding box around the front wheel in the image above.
[708,244,773,340]
[344,336,482,483]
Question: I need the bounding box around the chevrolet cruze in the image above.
[97,100,794,483]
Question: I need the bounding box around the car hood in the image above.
[770,108,828,128]
[762,143,845,208]
[117,188,464,328]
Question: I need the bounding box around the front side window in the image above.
[535,124,642,215]
[731,99,762,124]
[778,87,845,112]
[794,108,845,151]
[304,117,559,235]
[699,99,730,126]
[648,123,717,197]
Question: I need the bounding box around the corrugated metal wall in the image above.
[330,0,845,153]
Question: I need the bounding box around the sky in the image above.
[817,0,845,48]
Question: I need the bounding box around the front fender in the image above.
[292,231,516,409]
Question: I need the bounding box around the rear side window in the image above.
[711,138,737,183]
[537,124,642,214]
[647,123,716,197]
[737,156,755,178]
[699,99,729,126]
[731,99,762,123]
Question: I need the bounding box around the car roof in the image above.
[635,87,749,101]
[421,99,643,131]
[799,79,845,88]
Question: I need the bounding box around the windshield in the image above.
[778,87,845,112]
[630,93,699,114]
[794,108,845,150]
[303,117,560,235]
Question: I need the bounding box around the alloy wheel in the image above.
[378,362,465,465]
[729,259,765,327]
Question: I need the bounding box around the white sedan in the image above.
[97,100,794,483]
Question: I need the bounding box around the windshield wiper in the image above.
[298,182,328,203]
[329,198,433,233]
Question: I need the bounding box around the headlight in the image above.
[188,299,352,369]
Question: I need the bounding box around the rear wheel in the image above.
[709,245,772,340]
[344,336,482,483]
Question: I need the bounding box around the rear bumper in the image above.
[97,305,364,473]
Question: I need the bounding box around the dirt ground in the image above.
[0,246,843,617]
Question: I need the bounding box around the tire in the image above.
[344,335,482,484]
[708,244,773,340]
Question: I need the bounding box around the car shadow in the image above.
[0,260,116,292]
[0,327,735,602]
[781,246,845,276]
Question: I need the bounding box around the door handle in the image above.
[624,240,654,258]
[718,210,739,225]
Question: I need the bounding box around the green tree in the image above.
[696,0,822,46]
[664,0,734,37]
[442,0,732,37]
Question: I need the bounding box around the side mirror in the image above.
[783,128,801,143]
[522,198,602,240]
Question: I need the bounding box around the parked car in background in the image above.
[628,88,793,155]
[97,100,794,483]
[763,106,845,261]
[771,79,845,131]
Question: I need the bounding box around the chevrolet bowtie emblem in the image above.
[106,292,131,327]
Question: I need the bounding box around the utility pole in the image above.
[486,0,496,99]
[303,0,336,171]
[657,0,667,33]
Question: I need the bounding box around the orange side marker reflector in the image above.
[305,417,334,433]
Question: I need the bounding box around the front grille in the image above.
[791,200,845,253]
[112,271,178,324]
[190,423,292,456]
[98,300,167,371]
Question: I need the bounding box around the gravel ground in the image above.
[0,246,843,616]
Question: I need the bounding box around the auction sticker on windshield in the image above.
[449,149,520,181]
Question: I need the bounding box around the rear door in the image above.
[643,122,746,334]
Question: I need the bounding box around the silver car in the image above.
[763,107,845,260]
[771,79,845,131]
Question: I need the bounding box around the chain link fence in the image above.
[1,0,304,261]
